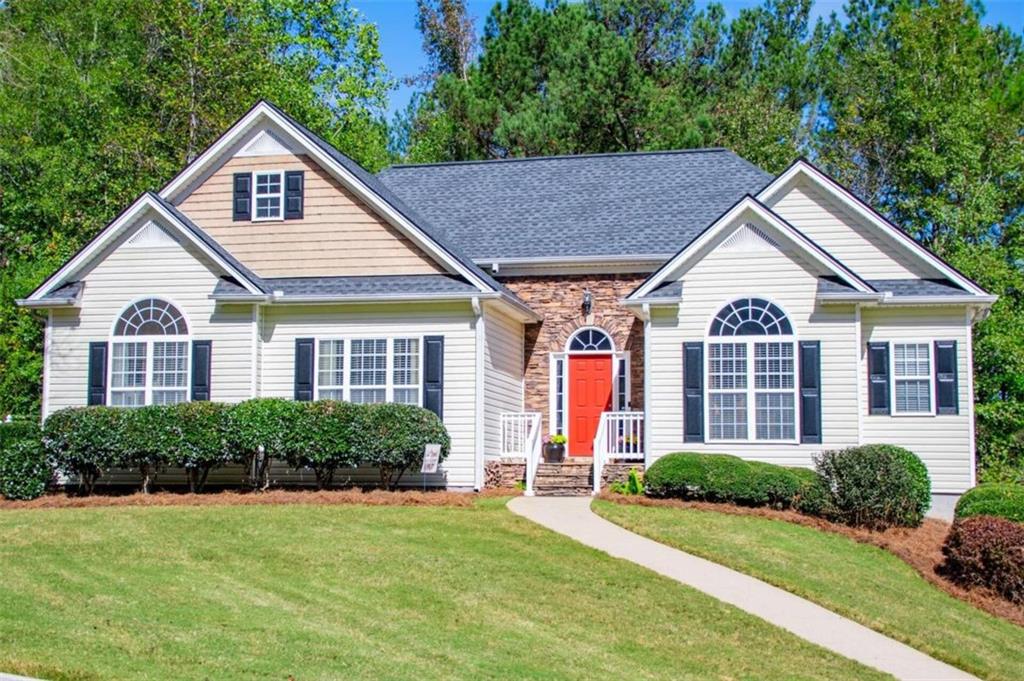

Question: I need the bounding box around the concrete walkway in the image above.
[508,496,976,681]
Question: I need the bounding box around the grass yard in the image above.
[593,499,1024,681]
[0,497,884,681]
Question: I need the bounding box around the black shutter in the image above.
[935,340,959,415]
[683,342,704,443]
[191,340,212,401]
[284,170,304,219]
[233,173,251,221]
[423,335,444,419]
[867,342,890,415]
[294,338,315,401]
[799,341,822,443]
[87,342,108,405]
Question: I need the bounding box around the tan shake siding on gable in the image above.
[176,153,446,278]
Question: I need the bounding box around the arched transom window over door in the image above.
[567,327,614,352]
[110,298,190,407]
[707,298,796,442]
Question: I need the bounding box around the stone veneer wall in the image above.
[498,274,648,436]
[483,458,643,489]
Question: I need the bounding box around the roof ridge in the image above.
[383,147,738,171]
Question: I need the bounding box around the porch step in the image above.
[533,462,593,496]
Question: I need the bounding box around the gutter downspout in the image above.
[473,296,486,490]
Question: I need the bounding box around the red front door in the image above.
[568,354,613,456]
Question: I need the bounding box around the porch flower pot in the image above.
[543,443,566,463]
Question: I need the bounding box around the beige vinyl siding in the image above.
[860,307,974,493]
[176,152,445,278]
[47,212,254,418]
[483,304,525,457]
[767,178,930,280]
[647,217,860,468]
[258,302,479,488]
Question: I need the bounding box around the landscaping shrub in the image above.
[942,516,1024,604]
[351,403,450,489]
[975,401,1024,484]
[644,453,806,509]
[610,467,644,496]
[226,398,303,489]
[120,406,176,494]
[790,467,833,517]
[0,419,40,450]
[0,437,51,500]
[283,400,358,489]
[42,407,125,494]
[955,483,1024,523]
[814,444,931,529]
[166,401,232,493]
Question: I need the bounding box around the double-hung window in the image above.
[110,298,190,407]
[707,298,797,442]
[253,171,283,220]
[893,343,932,414]
[315,337,421,405]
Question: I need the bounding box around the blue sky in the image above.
[353,0,1024,118]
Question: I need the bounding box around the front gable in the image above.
[176,144,446,278]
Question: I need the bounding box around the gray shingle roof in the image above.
[214,274,480,299]
[378,150,771,261]
[40,281,84,301]
[817,276,970,297]
[645,281,683,299]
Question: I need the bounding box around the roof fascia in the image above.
[26,194,263,301]
[158,102,496,295]
[628,196,872,300]
[758,160,988,296]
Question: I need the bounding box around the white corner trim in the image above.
[642,304,651,468]
[966,307,977,488]
[630,197,872,300]
[473,296,486,490]
[41,310,52,418]
[758,160,988,296]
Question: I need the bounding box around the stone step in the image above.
[534,487,593,497]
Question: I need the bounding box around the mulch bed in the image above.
[598,493,1024,628]
[0,486,520,511]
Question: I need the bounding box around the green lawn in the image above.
[0,498,883,681]
[593,499,1024,681]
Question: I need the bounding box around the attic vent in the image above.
[237,129,294,157]
[127,221,179,248]
[721,223,780,252]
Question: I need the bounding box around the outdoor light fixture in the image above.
[582,289,593,316]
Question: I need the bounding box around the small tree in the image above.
[166,402,231,493]
[352,403,450,490]
[42,407,123,494]
[120,405,174,494]
[226,398,303,490]
[283,400,358,489]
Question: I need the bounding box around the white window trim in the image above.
[108,337,192,407]
[252,170,285,222]
[313,335,425,405]
[890,341,936,417]
[705,338,800,444]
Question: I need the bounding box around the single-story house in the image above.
[20,101,996,504]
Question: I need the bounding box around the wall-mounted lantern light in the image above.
[582,289,593,316]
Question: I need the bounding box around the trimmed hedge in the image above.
[942,516,1024,604]
[814,444,931,529]
[955,483,1024,523]
[0,437,51,500]
[644,453,806,509]
[41,400,451,494]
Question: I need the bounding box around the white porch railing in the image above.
[500,412,542,496]
[592,411,645,495]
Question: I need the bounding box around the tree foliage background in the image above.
[1,0,1022,478]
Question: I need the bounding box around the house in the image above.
[20,102,996,505]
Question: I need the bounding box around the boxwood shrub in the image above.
[954,483,1024,523]
[644,453,806,509]
[790,467,833,517]
[282,399,358,489]
[351,402,450,489]
[814,444,931,529]
[120,405,177,493]
[942,516,1024,604]
[0,437,51,500]
[166,401,233,493]
[226,398,304,489]
[43,407,126,494]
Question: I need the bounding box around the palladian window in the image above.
[110,299,190,406]
[707,298,796,441]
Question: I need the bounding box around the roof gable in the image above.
[628,196,873,301]
[758,159,987,295]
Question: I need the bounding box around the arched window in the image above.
[706,298,796,442]
[568,327,613,352]
[110,299,190,407]
[710,298,792,336]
